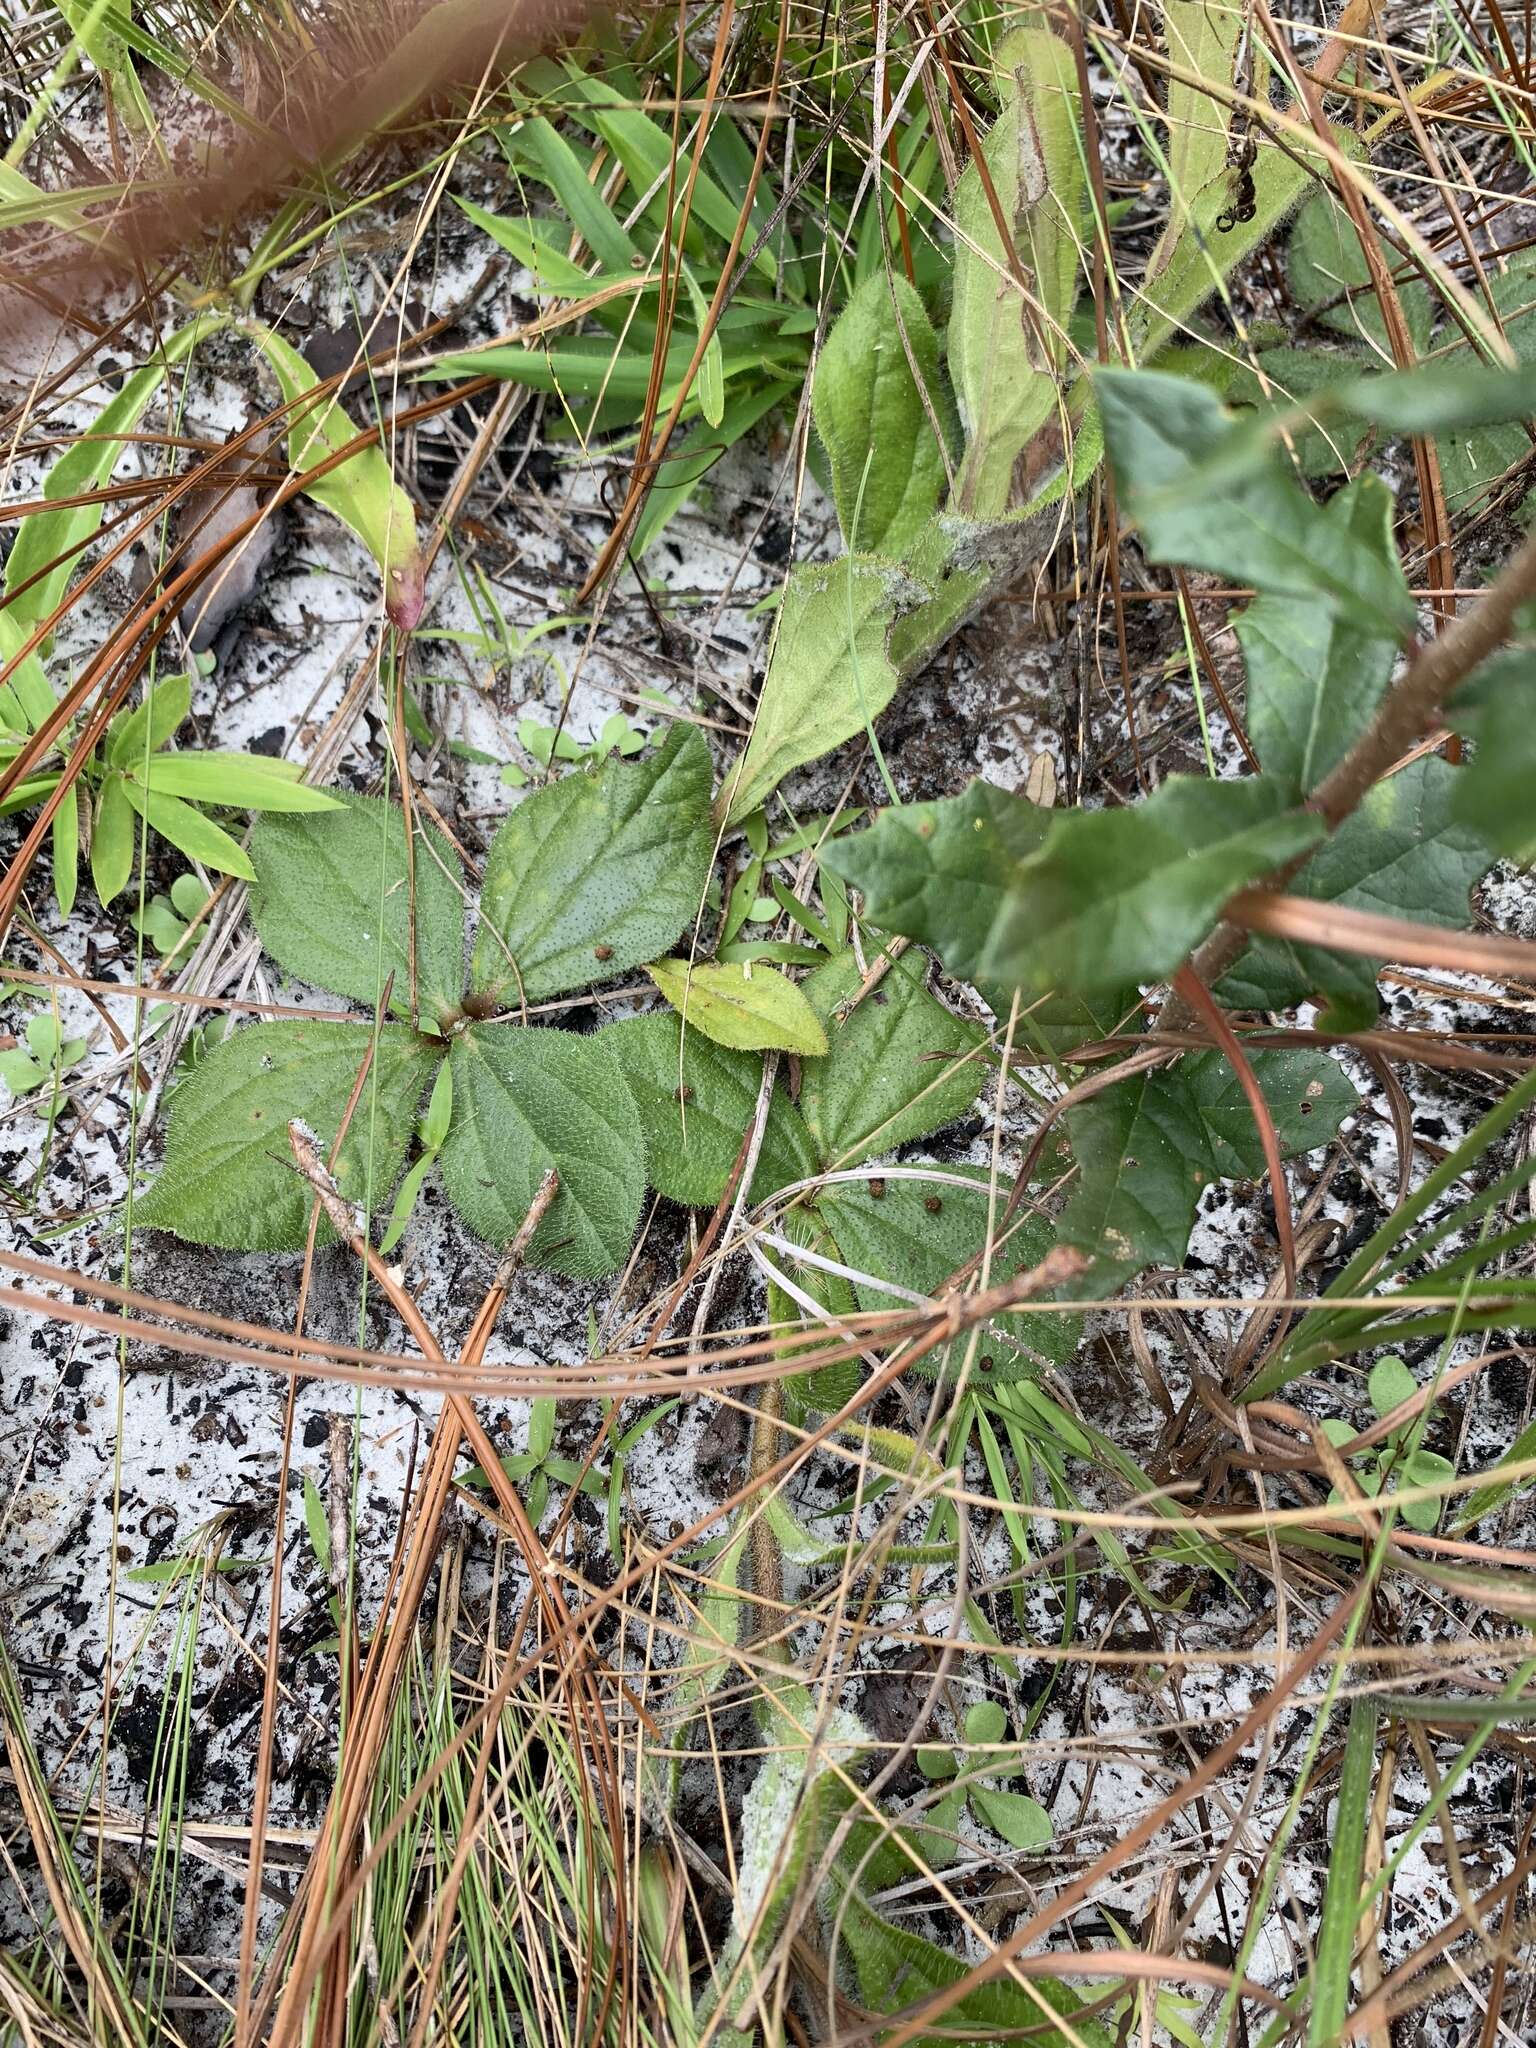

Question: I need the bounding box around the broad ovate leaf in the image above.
[645,956,827,1055]
[472,723,714,1006]
[136,1021,439,1251]
[717,558,917,828]
[800,946,987,1167]
[832,1887,1111,2048]
[812,272,955,554]
[1288,190,1435,357]
[949,25,1084,518]
[829,774,1324,1003]
[807,780,1135,1052]
[1096,366,1416,634]
[969,1784,1053,1852]
[251,796,466,1032]
[244,321,424,629]
[604,1011,817,1207]
[1182,1048,1358,1177]
[440,1024,645,1277]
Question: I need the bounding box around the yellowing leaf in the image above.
[243,322,424,628]
[949,25,1084,519]
[645,958,829,1056]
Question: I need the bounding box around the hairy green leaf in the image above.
[440,1024,645,1276]
[949,25,1084,518]
[1289,191,1434,357]
[1097,366,1416,633]
[800,946,986,1167]
[812,272,955,554]
[473,723,714,1005]
[1449,650,1536,862]
[604,1011,816,1207]
[1152,0,1243,252]
[1218,758,1495,1019]
[251,796,466,1031]
[830,774,1324,1002]
[137,1021,438,1251]
[1061,1049,1357,1283]
[1239,473,1404,797]
[833,1885,1109,2047]
[818,1170,1078,1380]
[810,781,1136,1050]
[718,558,916,828]
[1135,112,1334,367]
[645,956,828,1055]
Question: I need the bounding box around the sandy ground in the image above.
[0,194,1532,2048]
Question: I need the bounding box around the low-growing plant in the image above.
[915,1698,1054,1855]
[1322,1355,1454,1533]
[130,871,214,957]
[136,725,1070,1316]
[0,1007,87,1100]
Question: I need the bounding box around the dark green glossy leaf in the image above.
[472,723,714,1004]
[136,1021,439,1251]
[1060,1049,1357,1285]
[251,796,466,1032]
[1182,1047,1359,1177]
[1449,649,1536,862]
[440,1024,646,1277]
